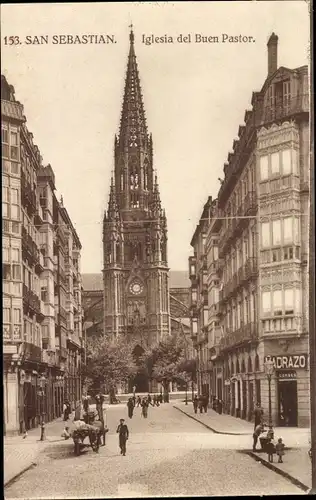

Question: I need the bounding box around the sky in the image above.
[1,1,310,274]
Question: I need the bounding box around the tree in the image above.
[140,333,186,401]
[84,335,137,402]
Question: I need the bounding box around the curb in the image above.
[4,462,37,488]
[173,405,252,436]
[241,450,310,493]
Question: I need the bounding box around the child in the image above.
[276,437,285,463]
[266,437,276,463]
[61,426,71,440]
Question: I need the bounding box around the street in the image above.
[5,403,303,498]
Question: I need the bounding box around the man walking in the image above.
[116,418,129,456]
[127,397,134,419]
[193,395,199,414]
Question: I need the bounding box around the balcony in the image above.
[214,258,224,275]
[261,315,304,335]
[244,191,257,216]
[219,225,234,257]
[21,342,42,363]
[35,249,45,274]
[22,227,39,265]
[244,257,258,280]
[21,171,36,215]
[259,94,309,126]
[23,284,41,316]
[220,322,257,350]
[34,206,44,227]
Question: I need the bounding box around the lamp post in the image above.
[185,380,188,405]
[38,374,47,441]
[264,355,275,434]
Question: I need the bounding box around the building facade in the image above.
[2,76,83,434]
[190,33,310,427]
[102,30,170,392]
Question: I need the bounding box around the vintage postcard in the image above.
[2,1,314,498]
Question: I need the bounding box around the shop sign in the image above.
[265,354,308,370]
[277,370,297,380]
[3,345,17,354]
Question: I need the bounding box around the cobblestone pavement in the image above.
[5,403,304,498]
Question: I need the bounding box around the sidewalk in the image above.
[245,447,311,492]
[174,402,311,492]
[4,417,66,487]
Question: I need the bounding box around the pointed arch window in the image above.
[120,173,124,191]
[144,161,149,190]
[116,241,121,264]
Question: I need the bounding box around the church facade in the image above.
[102,30,170,390]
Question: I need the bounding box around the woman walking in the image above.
[141,397,149,418]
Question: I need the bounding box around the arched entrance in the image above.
[129,344,149,393]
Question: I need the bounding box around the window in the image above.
[272,220,281,246]
[261,222,270,247]
[12,264,21,280]
[41,286,48,302]
[262,291,271,315]
[284,289,294,315]
[2,202,9,217]
[3,186,9,202]
[11,162,19,175]
[4,308,11,323]
[11,188,18,204]
[283,217,293,243]
[11,204,19,220]
[3,263,11,280]
[282,149,292,175]
[12,248,20,262]
[272,290,282,316]
[3,220,10,233]
[10,130,19,160]
[2,125,9,158]
[12,222,19,234]
[3,246,9,262]
[292,150,298,174]
[272,248,281,262]
[259,155,269,181]
[13,308,21,323]
[271,152,280,175]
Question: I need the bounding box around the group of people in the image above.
[192,394,209,414]
[127,393,162,419]
[252,402,285,463]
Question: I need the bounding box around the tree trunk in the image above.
[162,380,169,403]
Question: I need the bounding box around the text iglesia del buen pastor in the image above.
[142,33,255,46]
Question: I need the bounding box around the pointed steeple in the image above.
[119,27,148,149]
[151,174,161,214]
[108,176,120,220]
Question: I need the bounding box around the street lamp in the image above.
[264,355,275,433]
[38,374,47,441]
[185,379,188,405]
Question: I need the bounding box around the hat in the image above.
[120,418,125,422]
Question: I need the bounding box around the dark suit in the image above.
[117,423,129,455]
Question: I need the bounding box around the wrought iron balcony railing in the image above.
[220,322,257,350]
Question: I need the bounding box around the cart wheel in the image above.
[74,441,80,456]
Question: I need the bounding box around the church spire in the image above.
[108,176,119,220]
[118,27,148,149]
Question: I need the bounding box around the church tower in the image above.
[102,29,170,388]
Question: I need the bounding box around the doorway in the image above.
[278,380,298,427]
[130,345,149,393]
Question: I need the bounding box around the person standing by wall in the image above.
[253,402,264,429]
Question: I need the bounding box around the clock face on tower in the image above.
[129,281,144,295]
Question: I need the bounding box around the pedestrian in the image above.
[253,402,264,429]
[61,426,71,440]
[217,398,223,415]
[159,392,163,404]
[203,394,208,413]
[266,437,276,463]
[82,395,89,414]
[127,397,134,419]
[141,397,149,418]
[193,395,199,414]
[116,418,129,456]
[136,395,141,407]
[198,395,204,414]
[147,394,152,405]
[155,395,160,407]
[276,438,285,463]
[63,400,71,421]
[253,423,264,451]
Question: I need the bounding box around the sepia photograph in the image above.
[1,1,314,497]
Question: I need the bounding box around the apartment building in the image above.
[190,33,310,427]
[189,197,214,398]
[2,75,83,434]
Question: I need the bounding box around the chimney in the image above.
[267,32,278,76]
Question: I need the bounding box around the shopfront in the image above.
[266,353,309,428]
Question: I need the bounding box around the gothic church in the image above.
[102,29,170,389]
